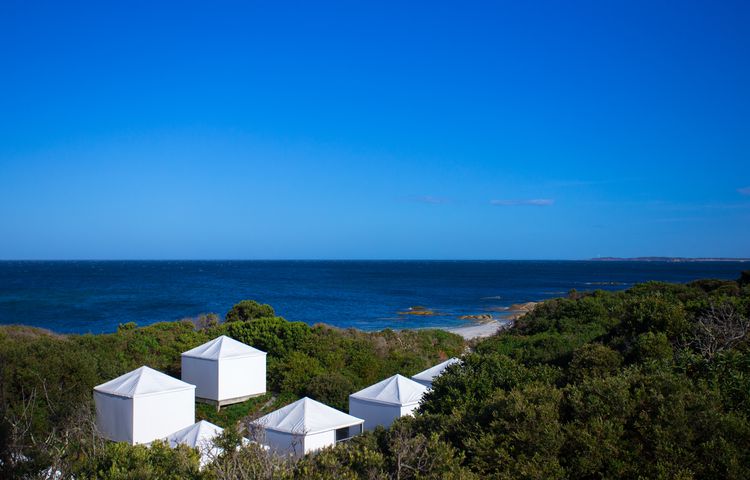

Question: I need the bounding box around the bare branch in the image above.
[691,301,750,359]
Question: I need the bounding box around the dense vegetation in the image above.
[2,273,750,479]
[418,275,750,479]
[0,303,463,478]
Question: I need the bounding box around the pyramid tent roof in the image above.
[254,397,363,435]
[166,420,223,449]
[411,358,461,384]
[350,374,427,406]
[94,366,195,398]
[182,335,266,360]
[166,421,224,468]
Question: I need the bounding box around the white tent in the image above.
[253,397,364,456]
[166,420,224,468]
[411,358,461,388]
[349,374,427,431]
[181,335,267,407]
[94,366,195,445]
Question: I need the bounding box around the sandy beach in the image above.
[446,320,509,340]
[443,301,538,339]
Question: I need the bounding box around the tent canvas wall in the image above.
[181,335,266,406]
[94,366,195,445]
[253,397,364,456]
[349,374,427,431]
[411,358,461,388]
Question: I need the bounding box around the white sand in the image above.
[446,320,508,340]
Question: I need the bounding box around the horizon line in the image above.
[1,257,749,262]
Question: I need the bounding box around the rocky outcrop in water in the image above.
[508,301,538,312]
[397,306,438,316]
[458,314,493,322]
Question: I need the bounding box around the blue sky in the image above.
[1,0,749,259]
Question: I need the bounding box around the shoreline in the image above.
[444,319,509,340]
[0,302,539,341]
[2,262,744,336]
[440,301,538,339]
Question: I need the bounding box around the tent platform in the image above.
[196,393,265,410]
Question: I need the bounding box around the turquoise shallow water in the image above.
[0,260,746,334]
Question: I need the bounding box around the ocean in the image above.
[0,260,746,334]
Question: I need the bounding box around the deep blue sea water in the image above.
[0,261,746,334]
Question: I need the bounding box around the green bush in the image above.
[568,343,623,382]
[631,331,674,364]
[620,294,690,340]
[74,441,202,480]
[225,300,276,322]
[224,316,310,357]
[305,373,355,411]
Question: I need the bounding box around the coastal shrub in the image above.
[477,329,598,367]
[305,372,355,411]
[294,436,386,480]
[225,300,276,322]
[302,326,381,383]
[74,440,202,480]
[0,311,464,478]
[419,275,750,479]
[562,367,750,479]
[296,324,464,393]
[626,281,693,301]
[271,351,325,394]
[293,420,478,479]
[619,294,690,341]
[0,332,99,455]
[464,383,566,479]
[420,352,558,418]
[3,275,750,479]
[699,349,750,412]
[567,343,623,382]
[519,294,617,336]
[224,316,311,358]
[630,331,674,365]
[118,321,137,331]
[688,278,742,296]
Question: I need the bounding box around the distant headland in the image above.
[590,257,750,262]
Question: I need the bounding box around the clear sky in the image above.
[1,1,749,260]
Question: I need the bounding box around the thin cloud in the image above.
[490,198,554,207]
[651,216,708,223]
[587,199,750,211]
[409,195,450,204]
[738,186,750,196]
[548,179,609,187]
[547,177,640,188]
